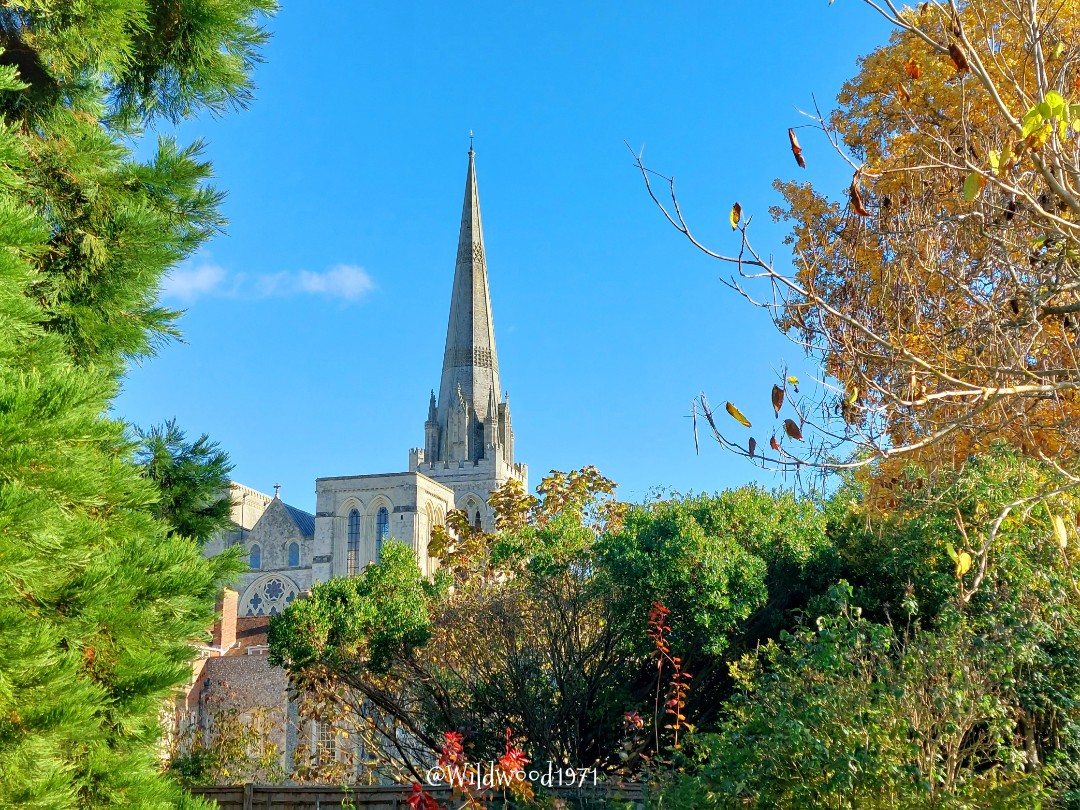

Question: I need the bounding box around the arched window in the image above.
[474,510,482,529]
[243,575,300,616]
[288,542,300,567]
[249,544,261,570]
[376,506,389,562]
[347,509,361,576]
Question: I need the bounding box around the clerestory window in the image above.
[376,506,389,562]
[347,509,360,576]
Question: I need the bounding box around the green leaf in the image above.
[1022,106,1044,138]
[963,171,983,202]
[1044,91,1066,119]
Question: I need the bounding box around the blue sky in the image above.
[115,1,894,511]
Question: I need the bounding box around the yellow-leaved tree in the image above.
[638,0,1080,503]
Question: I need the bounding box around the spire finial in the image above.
[273,482,281,499]
[469,130,474,156]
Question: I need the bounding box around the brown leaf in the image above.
[896,82,911,103]
[725,401,752,428]
[771,384,785,417]
[788,128,806,169]
[849,174,870,217]
[769,435,781,452]
[783,419,804,441]
[730,201,742,231]
[949,42,970,73]
[904,56,921,80]
[748,437,757,459]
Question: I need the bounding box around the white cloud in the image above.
[161,260,375,304]
[161,262,228,303]
[297,264,375,300]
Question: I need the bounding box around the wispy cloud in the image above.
[162,260,375,304]
[162,261,229,303]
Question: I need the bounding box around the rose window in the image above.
[244,576,299,616]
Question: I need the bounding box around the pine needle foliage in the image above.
[135,418,234,544]
[0,2,274,807]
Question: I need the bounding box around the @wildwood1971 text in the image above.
[426,762,599,789]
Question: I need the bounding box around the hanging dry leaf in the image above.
[783,419,803,441]
[904,56,922,80]
[788,128,806,168]
[771,384,785,417]
[725,402,752,428]
[850,174,871,216]
[949,42,970,73]
[748,437,757,459]
[896,82,911,103]
[729,202,741,231]
[770,435,780,452]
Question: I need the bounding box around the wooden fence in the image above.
[189,782,645,809]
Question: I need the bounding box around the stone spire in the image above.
[435,147,502,462]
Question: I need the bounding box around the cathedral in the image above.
[179,149,530,770]
[202,145,527,617]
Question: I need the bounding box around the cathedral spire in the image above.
[435,146,501,462]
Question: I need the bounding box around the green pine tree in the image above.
[136,419,235,544]
[0,3,274,807]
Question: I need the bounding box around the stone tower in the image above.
[409,147,527,525]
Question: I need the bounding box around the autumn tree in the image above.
[269,469,635,781]
[268,470,831,781]
[637,0,1080,491]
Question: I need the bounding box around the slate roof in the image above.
[282,502,315,538]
